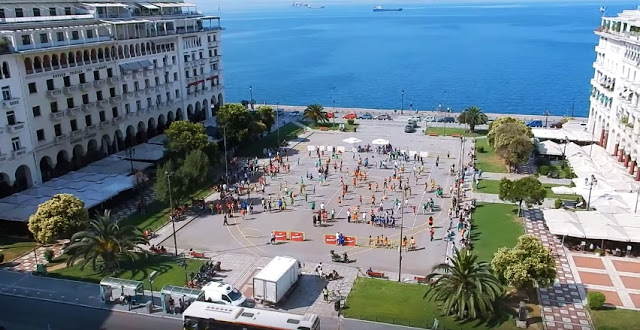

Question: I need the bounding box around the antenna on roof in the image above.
[600,6,606,17]
[218,4,221,17]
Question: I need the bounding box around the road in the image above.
[0,295,182,330]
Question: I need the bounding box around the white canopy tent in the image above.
[543,209,640,243]
[342,137,362,144]
[536,140,565,156]
[531,123,598,142]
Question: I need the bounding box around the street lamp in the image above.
[165,171,179,256]
[222,126,228,184]
[275,102,280,147]
[401,90,404,115]
[561,136,569,169]
[544,110,551,128]
[249,85,254,110]
[586,174,598,211]
[126,147,136,174]
[398,187,405,282]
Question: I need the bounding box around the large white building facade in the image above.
[589,10,640,180]
[0,0,223,197]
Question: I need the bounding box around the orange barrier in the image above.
[273,230,288,241]
[324,234,337,245]
[343,236,357,246]
[428,132,439,136]
[290,231,305,242]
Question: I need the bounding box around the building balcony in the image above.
[133,71,143,79]
[6,122,25,133]
[167,99,174,105]
[143,70,153,78]
[12,148,26,158]
[55,134,68,142]
[0,153,7,163]
[135,90,144,97]
[46,89,62,98]
[145,88,155,95]
[123,92,134,100]
[148,104,156,111]
[1,98,20,109]
[209,56,220,63]
[78,82,92,91]
[97,100,110,108]
[93,80,105,88]
[0,126,4,135]
[158,101,166,108]
[154,67,163,74]
[66,106,80,116]
[98,120,110,128]
[126,112,137,119]
[122,73,133,81]
[112,116,123,124]
[50,112,65,120]
[107,76,119,84]
[110,96,122,104]
[82,102,96,112]
[165,84,173,91]
[63,86,77,95]
[86,124,97,131]
[70,129,84,137]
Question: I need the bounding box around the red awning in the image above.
[206,75,219,81]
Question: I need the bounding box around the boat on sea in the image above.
[373,5,402,12]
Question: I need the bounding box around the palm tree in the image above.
[424,248,503,320]
[457,106,488,132]
[303,104,328,126]
[65,210,147,273]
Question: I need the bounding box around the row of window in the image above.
[0,6,75,19]
[22,29,99,46]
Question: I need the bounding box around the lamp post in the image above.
[561,136,569,169]
[544,110,551,128]
[249,85,254,110]
[223,126,228,184]
[586,174,598,211]
[401,90,404,115]
[126,147,136,174]
[275,102,280,147]
[165,171,178,256]
[398,187,405,282]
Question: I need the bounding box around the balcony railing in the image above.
[93,80,105,88]
[82,102,96,112]
[46,89,62,98]
[110,96,122,104]
[1,98,20,109]
[0,153,7,162]
[12,148,26,158]
[86,124,97,131]
[70,129,84,137]
[107,76,119,84]
[50,112,65,120]
[66,106,80,116]
[63,86,77,95]
[97,100,109,108]
[55,134,68,142]
[78,82,92,91]
[6,122,25,133]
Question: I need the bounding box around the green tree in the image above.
[303,104,328,126]
[178,149,211,196]
[64,210,147,273]
[257,106,276,132]
[498,176,547,216]
[28,194,90,244]
[457,106,488,132]
[155,160,188,206]
[491,234,556,289]
[165,121,218,162]
[424,248,503,320]
[487,117,525,146]
[488,119,533,171]
[216,103,252,145]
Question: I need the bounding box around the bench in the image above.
[319,127,329,131]
[428,132,439,136]
[451,133,461,137]
[414,276,428,284]
[367,271,385,278]
[190,251,206,258]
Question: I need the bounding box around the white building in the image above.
[0,0,224,196]
[589,10,640,181]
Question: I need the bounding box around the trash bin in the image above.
[36,263,47,275]
[146,301,153,313]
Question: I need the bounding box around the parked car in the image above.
[526,120,543,127]
[276,109,285,116]
[326,111,335,118]
[343,112,357,119]
[359,112,373,120]
[549,122,563,129]
[425,116,436,122]
[291,110,300,116]
[375,114,392,120]
[437,116,455,123]
[409,116,422,122]
[404,125,416,133]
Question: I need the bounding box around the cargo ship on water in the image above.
[373,5,402,12]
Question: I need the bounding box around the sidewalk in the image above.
[470,191,558,208]
[481,172,573,185]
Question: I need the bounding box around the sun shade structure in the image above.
[543,209,640,243]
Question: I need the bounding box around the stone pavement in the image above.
[522,209,593,330]
[471,191,558,208]
[481,171,573,185]
[4,242,66,272]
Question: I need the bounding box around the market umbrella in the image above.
[372,139,389,145]
[342,137,362,144]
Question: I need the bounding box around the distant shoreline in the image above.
[269,104,587,122]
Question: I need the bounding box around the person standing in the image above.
[223,214,229,226]
[430,227,435,241]
[322,286,329,302]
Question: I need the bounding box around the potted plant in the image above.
[594,248,602,256]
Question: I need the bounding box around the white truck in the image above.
[253,256,301,305]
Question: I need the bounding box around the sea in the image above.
[212,1,637,117]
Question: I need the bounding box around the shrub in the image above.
[0,253,4,264]
[588,291,606,309]
[539,165,550,176]
[477,145,485,153]
[554,198,563,209]
[347,119,355,125]
[43,248,54,262]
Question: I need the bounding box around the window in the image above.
[173,72,178,81]
[192,69,197,76]
[46,79,55,91]
[70,119,77,131]
[153,59,158,68]
[64,7,71,15]
[63,76,71,87]
[99,110,106,122]
[156,95,161,104]
[122,84,128,93]
[15,8,23,18]
[155,77,160,85]
[32,106,41,117]
[183,55,189,62]
[107,68,113,77]
[82,94,89,104]
[11,137,21,151]
[208,49,212,57]
[146,97,152,107]
[21,35,31,46]
[144,79,150,88]
[109,87,116,97]
[6,111,16,125]
[125,103,131,113]
[134,81,139,91]
[49,7,56,16]
[166,92,170,100]
[175,90,179,98]
[135,101,141,111]
[57,32,64,42]
[85,115,92,126]
[214,49,218,56]
[86,30,94,39]
[96,91,103,101]
[37,129,45,141]
[79,73,86,83]
[71,31,79,40]
[2,87,11,100]
[185,70,189,78]
[33,8,41,16]
[0,9,5,19]
[199,51,203,59]
[93,71,100,80]
[54,124,61,136]
[111,107,118,118]
[172,56,176,64]
[50,102,58,113]
[66,97,74,108]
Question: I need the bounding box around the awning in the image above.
[187,80,204,87]
[119,59,153,71]
[152,2,196,8]
[111,19,150,25]
[83,3,129,8]
[206,75,219,81]
[137,2,159,9]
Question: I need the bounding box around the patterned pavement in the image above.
[5,242,66,272]
[522,209,593,330]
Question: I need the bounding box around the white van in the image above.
[201,282,247,307]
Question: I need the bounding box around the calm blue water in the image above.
[214,2,636,117]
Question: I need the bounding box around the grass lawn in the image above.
[475,180,577,200]
[535,163,576,179]
[49,254,204,290]
[425,127,486,137]
[343,278,541,329]
[304,121,357,132]
[0,236,38,263]
[475,138,507,173]
[590,307,640,330]
[237,122,303,157]
[471,203,523,262]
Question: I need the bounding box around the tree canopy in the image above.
[257,105,276,132]
[179,149,212,195]
[155,160,188,206]
[457,106,488,132]
[498,176,547,215]
[425,248,503,320]
[64,210,147,273]
[216,103,272,145]
[28,194,90,244]
[491,234,556,289]
[487,117,533,170]
[303,104,328,125]
[164,121,218,162]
